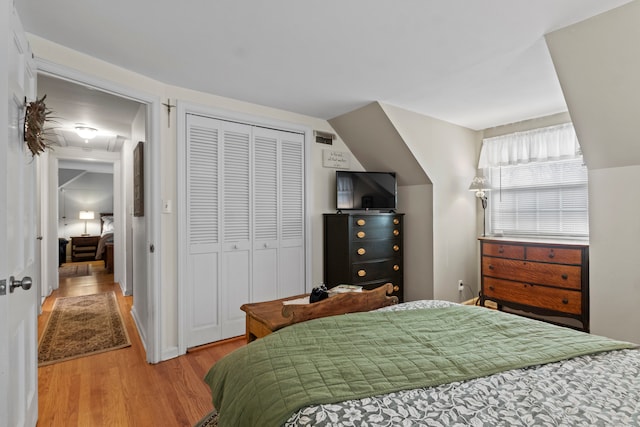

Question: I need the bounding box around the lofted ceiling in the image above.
[17,0,632,133]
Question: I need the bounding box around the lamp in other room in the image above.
[469,176,492,237]
[79,210,95,236]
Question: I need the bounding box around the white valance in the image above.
[478,123,581,169]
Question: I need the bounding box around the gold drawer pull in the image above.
[562,298,569,304]
[393,218,400,225]
[549,249,555,259]
[393,229,400,236]
[357,248,366,255]
[498,246,504,254]
[393,285,400,292]
[357,269,366,277]
[393,244,400,252]
[356,219,366,226]
[357,231,366,239]
[393,264,400,271]
[561,274,568,280]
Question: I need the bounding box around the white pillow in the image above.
[101,216,114,236]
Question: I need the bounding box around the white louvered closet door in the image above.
[185,114,305,346]
[219,121,252,339]
[185,114,222,346]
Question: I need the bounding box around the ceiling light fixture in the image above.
[75,126,98,140]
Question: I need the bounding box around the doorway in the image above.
[35,64,161,362]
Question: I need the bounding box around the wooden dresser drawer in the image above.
[352,240,401,261]
[483,277,582,315]
[525,246,582,264]
[482,242,525,259]
[351,260,402,283]
[482,256,581,290]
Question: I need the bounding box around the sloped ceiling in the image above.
[546,1,640,170]
[329,102,430,186]
[16,0,632,131]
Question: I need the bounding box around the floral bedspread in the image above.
[285,300,640,427]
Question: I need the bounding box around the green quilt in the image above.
[204,305,634,427]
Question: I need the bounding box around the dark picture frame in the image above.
[133,141,144,217]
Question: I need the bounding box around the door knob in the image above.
[9,276,32,293]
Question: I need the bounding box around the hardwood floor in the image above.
[39,261,244,426]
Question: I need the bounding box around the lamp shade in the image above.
[79,210,95,220]
[468,176,492,192]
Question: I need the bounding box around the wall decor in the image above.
[24,95,55,156]
[323,149,350,169]
[133,141,144,217]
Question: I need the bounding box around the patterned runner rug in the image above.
[58,263,90,278]
[38,291,131,366]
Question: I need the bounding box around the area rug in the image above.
[58,263,90,278]
[38,291,131,366]
[194,410,218,427]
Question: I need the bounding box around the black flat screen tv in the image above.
[336,171,397,211]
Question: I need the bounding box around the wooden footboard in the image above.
[240,283,398,342]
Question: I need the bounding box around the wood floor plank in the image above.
[39,261,245,426]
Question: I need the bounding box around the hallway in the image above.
[38,261,244,426]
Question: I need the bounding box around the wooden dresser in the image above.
[71,236,100,262]
[323,213,404,301]
[479,237,589,331]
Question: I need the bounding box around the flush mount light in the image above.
[75,126,98,140]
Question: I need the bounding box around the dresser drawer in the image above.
[351,215,402,229]
[483,277,582,315]
[482,256,582,290]
[352,226,401,241]
[352,240,401,261]
[482,242,525,259]
[351,260,402,283]
[526,246,582,264]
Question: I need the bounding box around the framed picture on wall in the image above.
[133,141,144,217]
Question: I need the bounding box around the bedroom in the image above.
[2,0,640,425]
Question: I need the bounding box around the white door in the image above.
[0,5,39,427]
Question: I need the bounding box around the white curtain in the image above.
[478,123,581,169]
[336,175,354,208]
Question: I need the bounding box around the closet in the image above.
[184,114,305,347]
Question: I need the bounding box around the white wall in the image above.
[381,104,480,302]
[58,172,113,239]
[588,166,640,343]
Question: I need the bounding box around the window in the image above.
[479,123,588,238]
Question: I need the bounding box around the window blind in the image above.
[486,157,589,237]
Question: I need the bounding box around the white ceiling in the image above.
[17,0,632,132]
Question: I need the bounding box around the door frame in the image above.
[34,58,164,363]
[176,102,313,355]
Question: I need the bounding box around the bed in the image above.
[94,213,114,266]
[203,299,640,426]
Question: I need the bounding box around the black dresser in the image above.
[323,212,404,301]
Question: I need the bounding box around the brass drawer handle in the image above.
[393,264,400,271]
[393,244,400,252]
[393,218,400,225]
[561,274,568,280]
[549,250,555,259]
[488,264,494,270]
[357,248,366,255]
[498,246,504,254]
[393,285,400,292]
[357,269,366,277]
[357,231,366,239]
[489,285,495,291]
[356,219,366,226]
[562,298,569,304]
[393,229,399,236]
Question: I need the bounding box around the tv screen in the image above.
[336,171,397,211]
